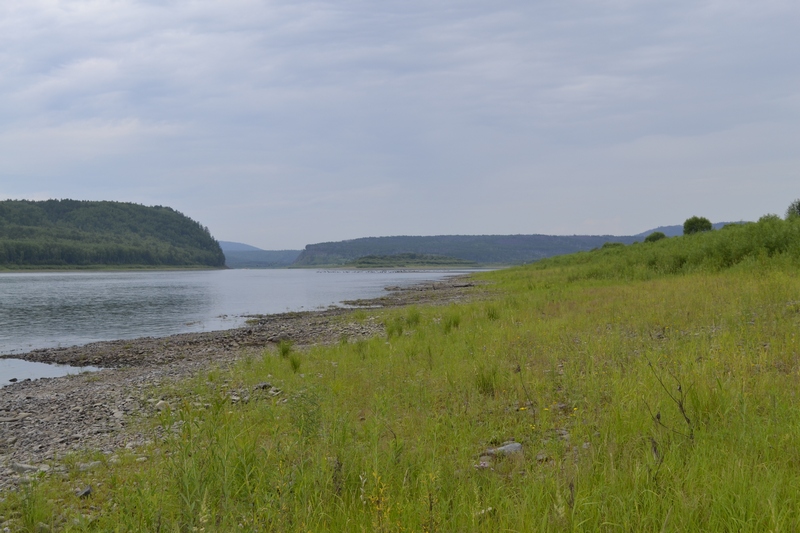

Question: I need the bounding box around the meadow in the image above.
[4,215,800,531]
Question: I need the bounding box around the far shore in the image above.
[0,265,228,273]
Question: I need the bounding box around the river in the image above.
[0,268,468,384]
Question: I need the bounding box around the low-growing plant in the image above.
[475,363,498,396]
[385,316,404,338]
[289,352,301,373]
[405,307,421,327]
[278,339,293,358]
[442,311,460,333]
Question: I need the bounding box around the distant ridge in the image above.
[635,222,747,238]
[292,234,639,266]
[224,221,750,268]
[0,199,224,268]
[219,241,264,252]
[222,248,302,268]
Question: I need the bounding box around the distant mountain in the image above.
[636,222,747,238]
[223,249,302,268]
[292,234,639,266]
[0,199,225,268]
[219,241,264,252]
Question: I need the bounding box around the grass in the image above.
[5,216,800,530]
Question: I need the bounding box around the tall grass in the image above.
[5,219,800,530]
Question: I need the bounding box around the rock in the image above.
[0,413,31,423]
[78,461,102,471]
[473,456,492,470]
[484,441,523,457]
[11,463,39,474]
[154,400,169,411]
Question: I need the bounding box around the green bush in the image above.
[683,216,713,235]
[644,231,667,243]
[786,199,800,219]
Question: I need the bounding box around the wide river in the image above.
[0,269,470,383]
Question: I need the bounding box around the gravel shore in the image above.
[0,275,481,491]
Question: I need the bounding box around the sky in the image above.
[1,0,799,249]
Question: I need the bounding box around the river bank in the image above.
[0,276,482,492]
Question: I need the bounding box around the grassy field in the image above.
[4,216,800,531]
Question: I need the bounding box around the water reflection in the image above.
[0,358,98,388]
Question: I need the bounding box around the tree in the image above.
[786,199,800,219]
[644,231,667,243]
[683,216,712,235]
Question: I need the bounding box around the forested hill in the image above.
[292,234,639,266]
[0,200,225,268]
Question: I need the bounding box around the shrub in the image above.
[442,312,461,334]
[385,316,405,338]
[278,340,293,358]
[644,231,667,243]
[786,199,800,219]
[683,216,713,235]
[475,364,498,396]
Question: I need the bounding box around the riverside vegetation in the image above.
[4,214,800,530]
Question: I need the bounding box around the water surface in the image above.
[0,268,466,357]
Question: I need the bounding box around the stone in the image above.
[11,463,39,474]
[484,441,523,457]
[78,461,102,471]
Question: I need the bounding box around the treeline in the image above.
[0,199,225,268]
[293,234,638,266]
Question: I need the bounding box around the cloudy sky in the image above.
[1,0,798,249]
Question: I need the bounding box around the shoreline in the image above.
[0,275,483,491]
[0,265,227,274]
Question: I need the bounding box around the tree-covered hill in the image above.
[292,234,639,266]
[0,199,225,268]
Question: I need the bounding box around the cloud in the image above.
[1,0,799,247]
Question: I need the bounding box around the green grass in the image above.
[5,216,800,531]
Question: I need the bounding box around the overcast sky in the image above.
[2,0,799,249]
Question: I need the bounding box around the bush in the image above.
[644,231,667,243]
[786,199,800,219]
[683,216,713,235]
